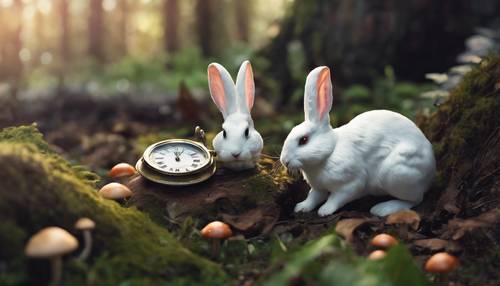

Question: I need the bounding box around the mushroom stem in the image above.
[78,230,92,261]
[212,238,221,259]
[50,256,62,286]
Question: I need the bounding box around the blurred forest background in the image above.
[0,0,499,169]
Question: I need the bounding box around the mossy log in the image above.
[416,56,500,284]
[127,160,306,237]
[0,125,228,285]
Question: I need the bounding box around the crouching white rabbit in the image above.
[208,61,263,170]
[280,66,436,217]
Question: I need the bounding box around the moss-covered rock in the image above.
[417,56,500,214]
[416,56,500,285]
[0,125,228,285]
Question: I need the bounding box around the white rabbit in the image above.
[208,60,263,170]
[280,66,436,217]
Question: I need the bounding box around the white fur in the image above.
[208,61,263,170]
[280,66,436,217]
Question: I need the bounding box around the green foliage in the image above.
[339,66,434,122]
[264,234,429,286]
[24,44,258,98]
[0,125,228,286]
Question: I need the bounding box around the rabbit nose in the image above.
[284,160,290,167]
[232,152,240,158]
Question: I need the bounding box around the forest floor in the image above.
[1,57,499,285]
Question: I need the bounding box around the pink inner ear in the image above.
[316,68,332,121]
[208,66,226,113]
[245,64,255,110]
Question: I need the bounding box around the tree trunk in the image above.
[11,0,23,80]
[195,0,215,57]
[234,0,250,42]
[88,0,105,62]
[58,0,70,64]
[118,0,128,56]
[164,0,180,53]
[259,0,500,105]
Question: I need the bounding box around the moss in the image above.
[0,124,100,187]
[0,127,228,285]
[419,56,500,184]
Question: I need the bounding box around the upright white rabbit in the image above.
[280,66,436,217]
[208,61,263,170]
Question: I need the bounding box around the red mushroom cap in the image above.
[108,163,136,178]
[425,252,459,273]
[370,233,398,249]
[201,221,233,239]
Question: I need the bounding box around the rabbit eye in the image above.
[223,129,227,139]
[244,128,249,138]
[298,136,308,146]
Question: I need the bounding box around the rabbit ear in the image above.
[304,66,333,124]
[235,60,255,113]
[208,63,237,118]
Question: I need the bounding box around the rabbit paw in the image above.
[294,201,316,213]
[370,200,415,217]
[317,204,338,217]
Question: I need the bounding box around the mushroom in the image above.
[25,227,79,286]
[368,250,386,260]
[201,221,233,258]
[425,252,459,283]
[108,163,136,179]
[386,209,421,238]
[370,233,398,249]
[74,218,95,261]
[98,182,133,200]
[425,252,459,272]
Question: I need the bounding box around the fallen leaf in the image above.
[414,238,449,251]
[386,209,421,230]
[221,209,264,232]
[414,238,462,253]
[335,218,369,243]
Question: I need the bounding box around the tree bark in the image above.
[11,0,23,79]
[164,0,180,53]
[259,0,500,105]
[58,0,70,64]
[195,0,215,57]
[118,0,128,56]
[234,0,250,42]
[88,0,105,62]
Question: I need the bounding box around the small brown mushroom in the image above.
[74,218,95,261]
[368,250,386,260]
[370,233,398,249]
[201,221,233,258]
[425,252,459,273]
[108,163,136,179]
[425,252,459,283]
[25,227,79,286]
[98,182,133,200]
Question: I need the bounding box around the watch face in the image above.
[145,140,210,175]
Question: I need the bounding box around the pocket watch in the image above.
[136,127,217,186]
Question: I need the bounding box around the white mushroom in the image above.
[25,227,79,286]
[74,218,96,261]
[98,182,133,200]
